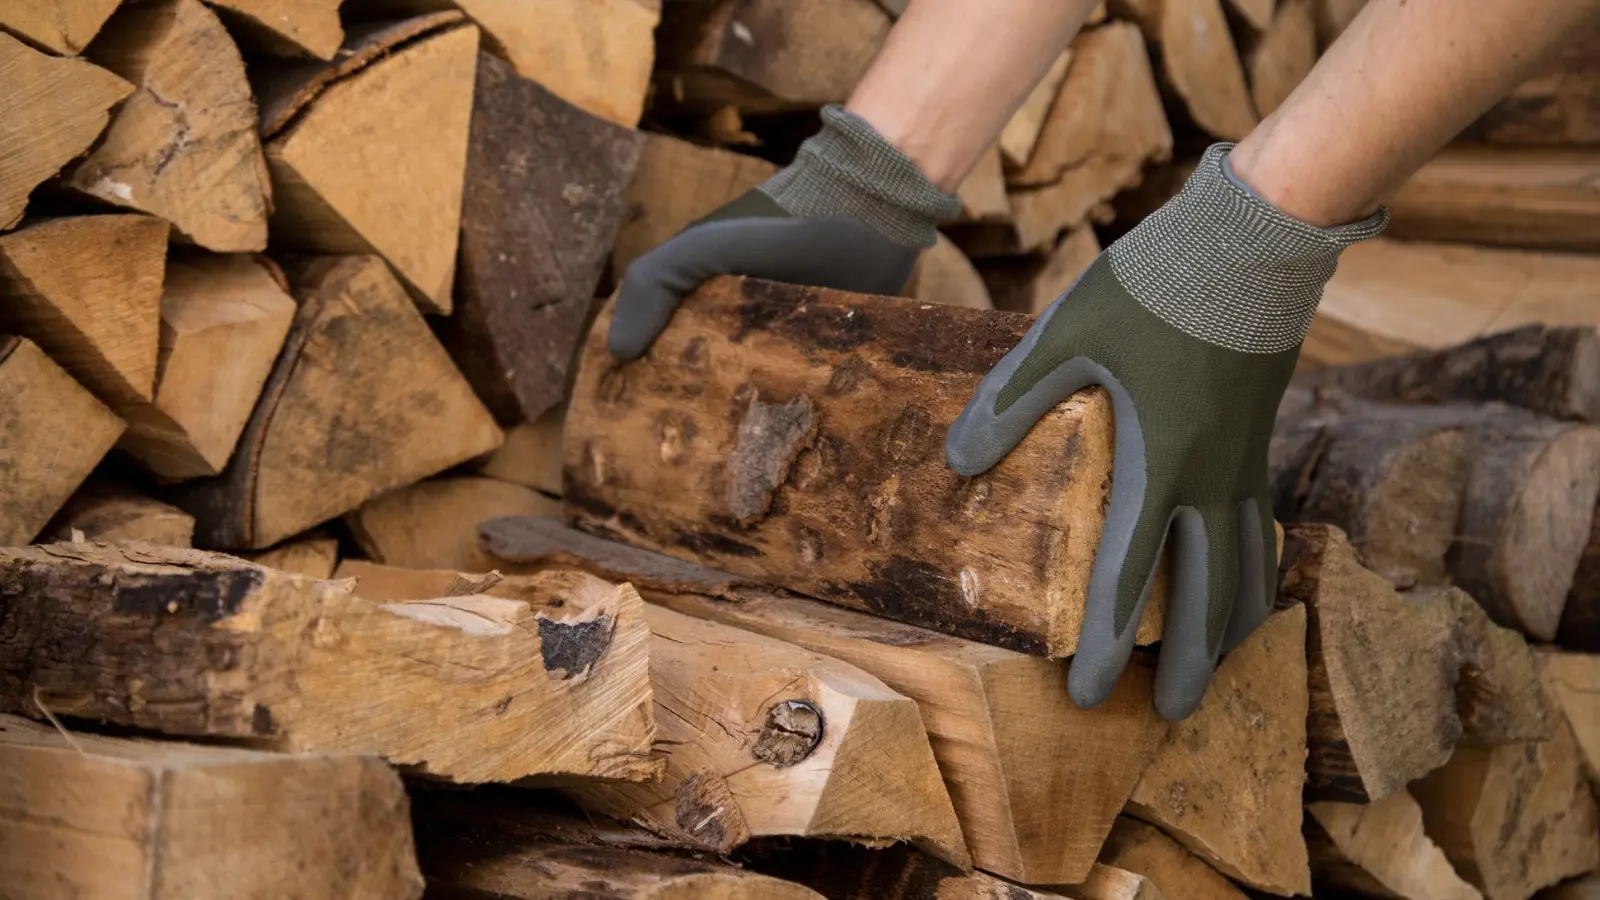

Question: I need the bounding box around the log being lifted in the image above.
[0,543,659,784]
[477,516,1168,885]
[564,276,1162,657]
[0,714,424,900]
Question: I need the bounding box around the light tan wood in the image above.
[245,534,339,579]
[1227,0,1275,31]
[169,255,502,550]
[0,338,125,545]
[206,0,344,59]
[1412,665,1600,900]
[0,215,167,407]
[906,233,995,309]
[65,0,270,253]
[0,713,424,900]
[1314,0,1366,47]
[475,516,1169,885]
[117,254,298,481]
[564,276,1170,657]
[266,23,480,313]
[345,475,561,571]
[1307,790,1484,900]
[568,603,970,867]
[1539,651,1600,786]
[1535,872,1600,899]
[984,227,1102,316]
[1128,605,1310,896]
[956,145,1012,222]
[1387,147,1600,254]
[1099,819,1248,900]
[612,133,778,276]
[999,50,1074,169]
[1056,865,1166,900]
[0,542,659,784]
[0,33,132,230]
[1112,0,1259,140]
[44,478,195,547]
[0,0,121,54]
[1306,237,1600,368]
[1245,0,1315,117]
[478,403,565,496]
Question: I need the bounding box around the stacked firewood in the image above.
[1,1,1598,899]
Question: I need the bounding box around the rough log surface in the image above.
[1306,790,1483,900]
[43,478,195,548]
[1099,819,1247,900]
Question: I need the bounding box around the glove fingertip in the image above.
[1067,653,1122,710]
[1154,679,1209,722]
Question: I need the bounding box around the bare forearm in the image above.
[1232,0,1600,226]
[846,0,1100,191]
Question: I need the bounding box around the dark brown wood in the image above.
[739,840,1076,900]
[1294,325,1600,423]
[1559,512,1600,650]
[438,52,641,425]
[1468,31,1600,146]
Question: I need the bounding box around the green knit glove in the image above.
[608,106,961,360]
[946,144,1387,721]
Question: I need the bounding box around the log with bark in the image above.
[0,337,126,545]
[563,276,1168,657]
[0,713,424,900]
[0,33,132,230]
[43,477,196,548]
[346,476,561,571]
[438,51,641,425]
[0,543,659,784]
[1109,0,1260,140]
[479,403,565,497]
[1386,148,1600,255]
[1098,819,1248,900]
[65,0,271,253]
[1278,524,1552,803]
[476,516,1168,885]
[168,255,502,550]
[1306,790,1483,900]
[0,0,121,54]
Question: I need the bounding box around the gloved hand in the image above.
[946,144,1387,721]
[606,106,961,361]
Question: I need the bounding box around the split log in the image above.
[205,0,345,58]
[1306,790,1483,900]
[0,215,168,408]
[0,0,120,54]
[612,133,778,276]
[479,403,565,497]
[982,228,1102,316]
[413,790,824,900]
[44,477,196,547]
[1098,819,1247,900]
[1056,867,1165,900]
[563,276,1169,657]
[568,603,969,866]
[1314,0,1366,48]
[1562,519,1600,651]
[955,146,1011,223]
[1296,325,1600,424]
[1539,651,1600,785]
[118,254,298,481]
[654,0,891,114]
[0,713,424,900]
[0,337,126,545]
[1244,0,1315,117]
[999,50,1074,170]
[1469,34,1599,147]
[1226,0,1275,31]
[905,234,994,309]
[438,51,642,425]
[262,20,480,313]
[65,0,270,253]
[1537,874,1600,899]
[0,542,659,784]
[245,533,339,579]
[0,33,132,230]
[168,255,503,550]
[1126,605,1310,896]
[345,476,561,571]
[476,516,1168,885]
[1110,0,1260,140]
[743,841,1079,900]
[1386,148,1600,254]
[1278,525,1552,803]
[1411,666,1600,900]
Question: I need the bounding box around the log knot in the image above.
[752,699,823,767]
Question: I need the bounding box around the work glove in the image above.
[946,144,1388,721]
[606,105,961,360]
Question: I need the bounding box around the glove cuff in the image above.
[758,105,962,250]
[1108,143,1389,355]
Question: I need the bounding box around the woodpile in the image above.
[2,2,1598,899]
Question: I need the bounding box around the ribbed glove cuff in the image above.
[758,105,962,250]
[1108,143,1389,355]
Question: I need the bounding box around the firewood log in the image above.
[999,50,1074,170]
[0,714,424,899]
[0,337,126,544]
[167,255,502,550]
[0,0,121,54]
[1306,790,1483,900]
[478,403,565,497]
[1386,148,1600,254]
[1098,819,1248,900]
[1,544,659,784]
[438,51,641,425]
[1243,0,1315,117]
[345,476,561,571]
[43,477,195,547]
[205,0,345,58]
[65,0,271,253]
[563,276,1170,657]
[743,840,1097,900]
[1562,519,1600,651]
[1539,650,1599,788]
[244,533,339,579]
[1109,0,1260,140]
[1469,34,1599,147]
[476,516,1168,885]
[0,33,131,230]
[954,146,1011,224]
[905,235,995,309]
[982,228,1102,316]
